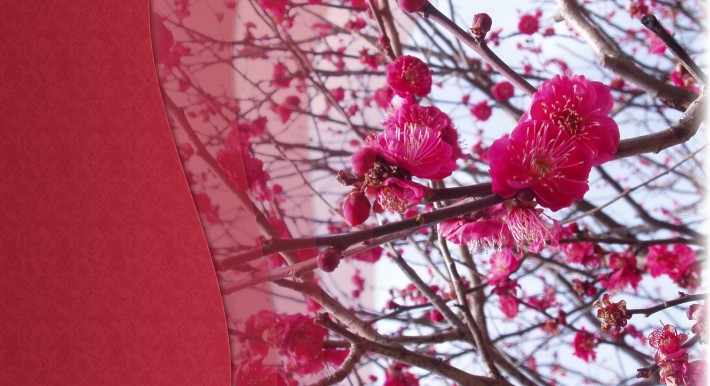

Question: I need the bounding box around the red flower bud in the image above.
[397,0,428,13]
[317,248,341,272]
[470,13,492,40]
[342,191,371,226]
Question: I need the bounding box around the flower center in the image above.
[530,157,552,178]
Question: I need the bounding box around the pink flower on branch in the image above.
[488,120,592,211]
[572,328,598,362]
[386,55,432,98]
[527,75,619,165]
[600,252,642,292]
[376,178,429,213]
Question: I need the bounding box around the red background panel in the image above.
[0,1,231,384]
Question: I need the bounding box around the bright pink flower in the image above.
[386,55,432,98]
[259,0,289,22]
[491,81,515,101]
[351,146,378,175]
[488,120,592,211]
[559,223,603,267]
[440,205,512,251]
[487,248,520,285]
[658,360,702,386]
[369,120,458,180]
[470,100,492,121]
[492,278,520,319]
[276,313,330,375]
[373,86,395,108]
[646,244,696,281]
[600,252,642,292]
[527,75,619,165]
[382,102,463,161]
[518,14,540,35]
[649,324,688,360]
[376,178,428,213]
[527,286,558,311]
[572,328,597,362]
[342,190,371,226]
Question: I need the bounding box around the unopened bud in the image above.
[317,248,341,272]
[470,13,492,41]
[398,0,428,13]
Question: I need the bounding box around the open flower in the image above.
[526,75,619,165]
[488,120,592,211]
[572,328,598,362]
[369,121,458,180]
[386,55,432,98]
[375,178,428,213]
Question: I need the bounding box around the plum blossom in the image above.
[600,252,642,292]
[376,178,429,213]
[518,13,540,35]
[504,198,559,253]
[386,55,432,98]
[491,81,515,101]
[470,100,492,121]
[486,248,520,285]
[646,244,697,282]
[526,75,619,165]
[492,278,520,318]
[370,115,459,180]
[572,328,598,362]
[488,120,592,211]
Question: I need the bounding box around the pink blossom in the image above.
[649,324,688,361]
[488,120,592,211]
[527,75,619,165]
[646,244,696,281]
[376,178,428,213]
[487,248,520,285]
[649,34,667,55]
[470,100,492,121]
[259,0,289,22]
[382,102,463,161]
[504,199,558,253]
[491,81,515,101]
[518,14,540,35]
[271,62,291,89]
[559,223,603,267]
[351,146,378,175]
[386,55,432,98]
[600,252,642,292]
[572,328,597,362]
[627,0,649,18]
[342,190,371,226]
[492,278,520,319]
[440,205,512,251]
[369,115,459,180]
[373,85,394,108]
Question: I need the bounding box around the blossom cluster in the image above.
[647,324,704,385]
[489,75,620,211]
[341,55,463,226]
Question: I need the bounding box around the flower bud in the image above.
[398,0,428,13]
[317,248,341,272]
[470,13,492,40]
[351,147,378,176]
[342,191,371,226]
